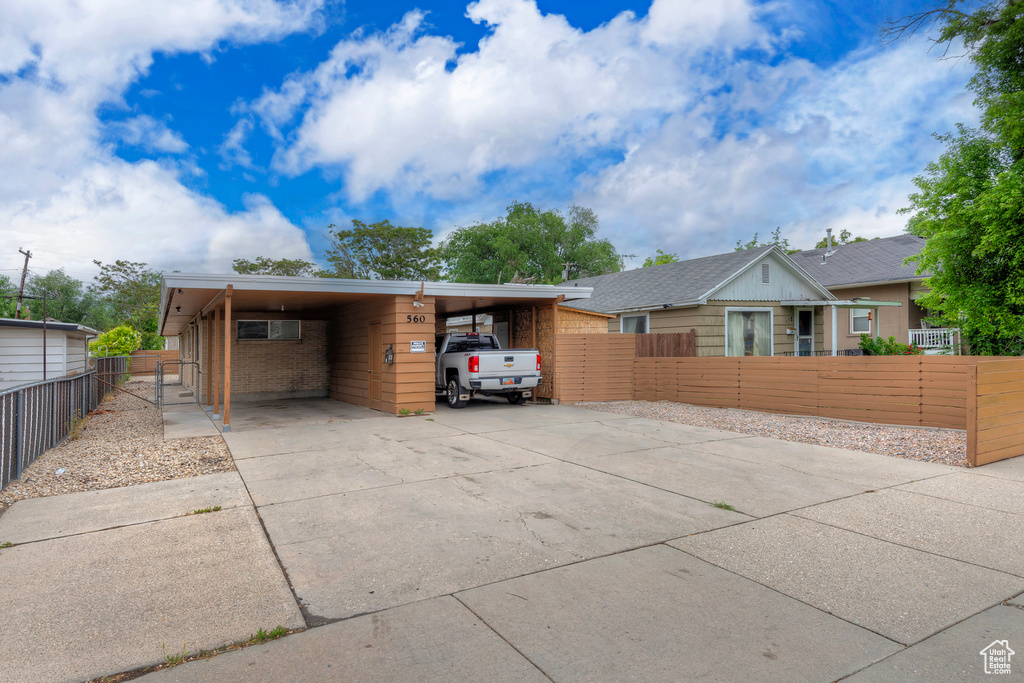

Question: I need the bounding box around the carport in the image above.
[158,275,592,430]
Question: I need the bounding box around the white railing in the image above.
[910,328,960,353]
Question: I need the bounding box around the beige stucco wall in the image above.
[609,301,825,356]
[824,282,927,350]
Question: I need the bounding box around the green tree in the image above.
[641,249,679,267]
[92,260,162,341]
[440,202,620,284]
[891,0,1024,354]
[814,229,870,249]
[321,220,441,280]
[25,269,89,323]
[0,275,17,318]
[89,325,142,357]
[232,256,319,277]
[734,227,798,254]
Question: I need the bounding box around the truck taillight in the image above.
[536,354,542,371]
[468,355,480,373]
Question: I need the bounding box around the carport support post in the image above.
[212,307,220,419]
[204,313,213,411]
[830,304,837,357]
[223,285,232,433]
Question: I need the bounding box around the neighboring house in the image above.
[0,318,98,391]
[789,234,957,352]
[562,246,867,357]
[445,314,493,336]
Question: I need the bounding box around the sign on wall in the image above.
[410,340,427,353]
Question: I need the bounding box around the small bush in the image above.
[89,325,141,357]
[859,334,924,356]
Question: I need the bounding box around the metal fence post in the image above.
[15,389,25,480]
[50,382,56,449]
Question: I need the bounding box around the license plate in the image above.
[501,378,515,386]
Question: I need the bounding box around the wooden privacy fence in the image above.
[553,350,1024,467]
[970,360,1024,466]
[553,333,696,403]
[128,350,179,376]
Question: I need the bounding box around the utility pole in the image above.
[15,248,31,319]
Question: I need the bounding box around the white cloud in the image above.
[106,115,189,154]
[0,0,323,275]
[3,160,313,275]
[249,0,975,262]
[576,39,977,259]
[254,0,769,201]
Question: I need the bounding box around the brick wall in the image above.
[197,311,329,402]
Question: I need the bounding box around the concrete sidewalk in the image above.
[0,473,303,683]
[3,398,1023,682]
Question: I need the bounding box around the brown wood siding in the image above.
[972,359,1024,466]
[556,306,612,333]
[329,295,436,415]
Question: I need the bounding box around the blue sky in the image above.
[0,0,977,280]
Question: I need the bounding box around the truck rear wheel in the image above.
[506,391,525,405]
[446,376,468,409]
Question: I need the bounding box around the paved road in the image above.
[2,398,1022,682]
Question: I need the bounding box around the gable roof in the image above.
[789,234,927,289]
[562,245,833,314]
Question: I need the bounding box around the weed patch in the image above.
[186,506,222,516]
[711,500,737,512]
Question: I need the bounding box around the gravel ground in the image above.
[0,378,235,513]
[574,400,969,468]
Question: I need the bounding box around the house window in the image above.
[726,308,773,356]
[850,309,871,334]
[761,263,770,284]
[236,320,301,340]
[621,314,648,333]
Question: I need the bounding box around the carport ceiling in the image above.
[160,274,592,336]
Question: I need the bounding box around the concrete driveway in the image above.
[3,397,1023,682]
[153,399,1024,682]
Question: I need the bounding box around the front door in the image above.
[796,308,814,356]
[368,321,382,411]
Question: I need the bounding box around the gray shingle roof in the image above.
[789,234,927,288]
[563,246,775,313]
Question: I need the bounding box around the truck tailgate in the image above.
[477,350,538,377]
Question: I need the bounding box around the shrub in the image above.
[859,334,924,356]
[89,325,142,357]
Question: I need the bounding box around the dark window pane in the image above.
[237,321,268,340]
[798,310,812,336]
[270,320,300,339]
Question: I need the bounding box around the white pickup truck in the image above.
[435,333,542,408]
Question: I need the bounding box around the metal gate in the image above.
[158,360,200,407]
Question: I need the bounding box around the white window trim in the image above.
[850,308,871,335]
[619,312,650,334]
[724,306,774,357]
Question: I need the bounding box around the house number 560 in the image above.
[406,315,426,323]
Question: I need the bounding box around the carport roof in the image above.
[159,273,593,336]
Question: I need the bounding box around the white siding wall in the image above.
[65,332,90,376]
[0,328,75,390]
[715,252,824,302]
